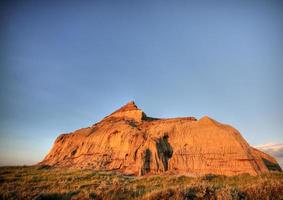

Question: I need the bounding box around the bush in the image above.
[36,165,52,170]
[34,191,78,200]
[89,192,103,200]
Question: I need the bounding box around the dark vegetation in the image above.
[0,166,282,200]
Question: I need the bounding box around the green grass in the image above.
[0,166,282,200]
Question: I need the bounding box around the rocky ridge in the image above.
[40,101,282,176]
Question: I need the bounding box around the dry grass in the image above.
[0,166,282,200]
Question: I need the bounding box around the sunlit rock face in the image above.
[39,101,282,176]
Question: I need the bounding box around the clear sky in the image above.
[0,0,283,165]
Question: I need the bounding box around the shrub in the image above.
[36,165,52,170]
[34,191,78,200]
[89,192,103,200]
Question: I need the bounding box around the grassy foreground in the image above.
[0,166,282,200]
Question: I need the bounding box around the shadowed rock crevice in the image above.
[140,135,173,175]
[262,158,282,172]
[141,149,151,175]
[156,135,173,171]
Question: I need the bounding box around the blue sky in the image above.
[0,0,283,165]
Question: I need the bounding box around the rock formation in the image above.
[39,101,282,176]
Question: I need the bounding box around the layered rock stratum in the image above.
[40,101,282,176]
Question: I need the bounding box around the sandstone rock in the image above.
[39,101,282,176]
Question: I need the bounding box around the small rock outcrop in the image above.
[39,101,282,176]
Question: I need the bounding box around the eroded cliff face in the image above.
[39,101,282,176]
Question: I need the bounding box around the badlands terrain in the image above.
[40,101,281,176]
[1,102,282,200]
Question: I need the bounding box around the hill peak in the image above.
[114,101,139,112]
[105,101,145,122]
